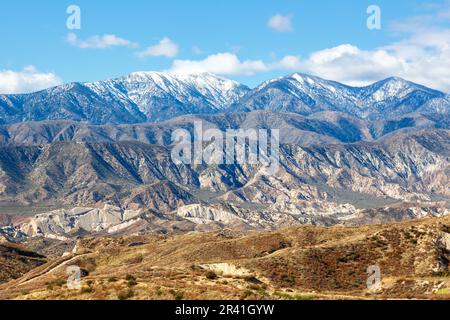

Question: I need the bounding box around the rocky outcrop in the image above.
[0,226,27,243]
[0,127,448,236]
[20,205,142,238]
[175,204,245,225]
[435,225,450,273]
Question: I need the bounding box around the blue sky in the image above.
[1,0,450,93]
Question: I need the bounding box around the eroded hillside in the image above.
[1,215,449,300]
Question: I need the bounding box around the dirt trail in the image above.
[14,253,90,287]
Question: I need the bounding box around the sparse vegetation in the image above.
[435,288,450,295]
[240,290,253,300]
[80,286,94,294]
[45,278,66,290]
[273,292,317,300]
[205,271,218,280]
[1,215,450,301]
[169,289,184,300]
[280,274,296,286]
[118,289,134,300]
[125,274,138,287]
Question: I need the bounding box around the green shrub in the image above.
[125,274,136,281]
[80,286,93,294]
[205,271,218,280]
[127,279,138,287]
[169,290,184,300]
[155,287,163,296]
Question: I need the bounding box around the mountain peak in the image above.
[0,71,447,125]
[363,76,444,103]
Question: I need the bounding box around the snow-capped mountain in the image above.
[231,73,363,116]
[0,72,250,124]
[0,82,147,125]
[231,73,447,120]
[88,72,250,122]
[357,77,446,119]
[0,71,448,125]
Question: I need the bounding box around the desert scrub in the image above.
[205,271,218,280]
[80,286,94,294]
[240,290,254,300]
[155,287,163,296]
[118,289,134,300]
[45,278,66,290]
[247,284,267,296]
[125,254,143,264]
[280,274,296,286]
[125,274,138,287]
[169,289,184,300]
[273,292,316,300]
[78,257,97,273]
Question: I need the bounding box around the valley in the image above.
[0,71,449,300]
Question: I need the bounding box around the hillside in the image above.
[0,215,449,300]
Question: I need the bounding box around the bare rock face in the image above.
[20,205,142,238]
[435,225,450,273]
[175,204,245,225]
[0,125,448,238]
[0,226,28,243]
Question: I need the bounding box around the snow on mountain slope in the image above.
[232,73,362,116]
[0,71,448,125]
[111,72,250,121]
[232,73,446,120]
[0,72,250,124]
[357,77,446,119]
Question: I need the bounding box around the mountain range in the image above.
[1,72,449,125]
[0,70,449,301]
[0,71,448,239]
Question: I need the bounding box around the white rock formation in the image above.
[20,205,142,238]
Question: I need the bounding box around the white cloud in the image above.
[168,52,302,76]
[169,53,267,76]
[299,28,450,91]
[267,14,293,32]
[0,66,62,94]
[301,44,406,87]
[276,55,302,70]
[66,32,137,49]
[137,37,179,58]
[295,4,450,91]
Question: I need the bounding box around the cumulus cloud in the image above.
[137,37,179,58]
[267,14,293,32]
[0,66,62,94]
[168,52,301,76]
[169,53,267,76]
[295,3,450,91]
[299,28,450,91]
[301,44,406,87]
[66,32,137,49]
